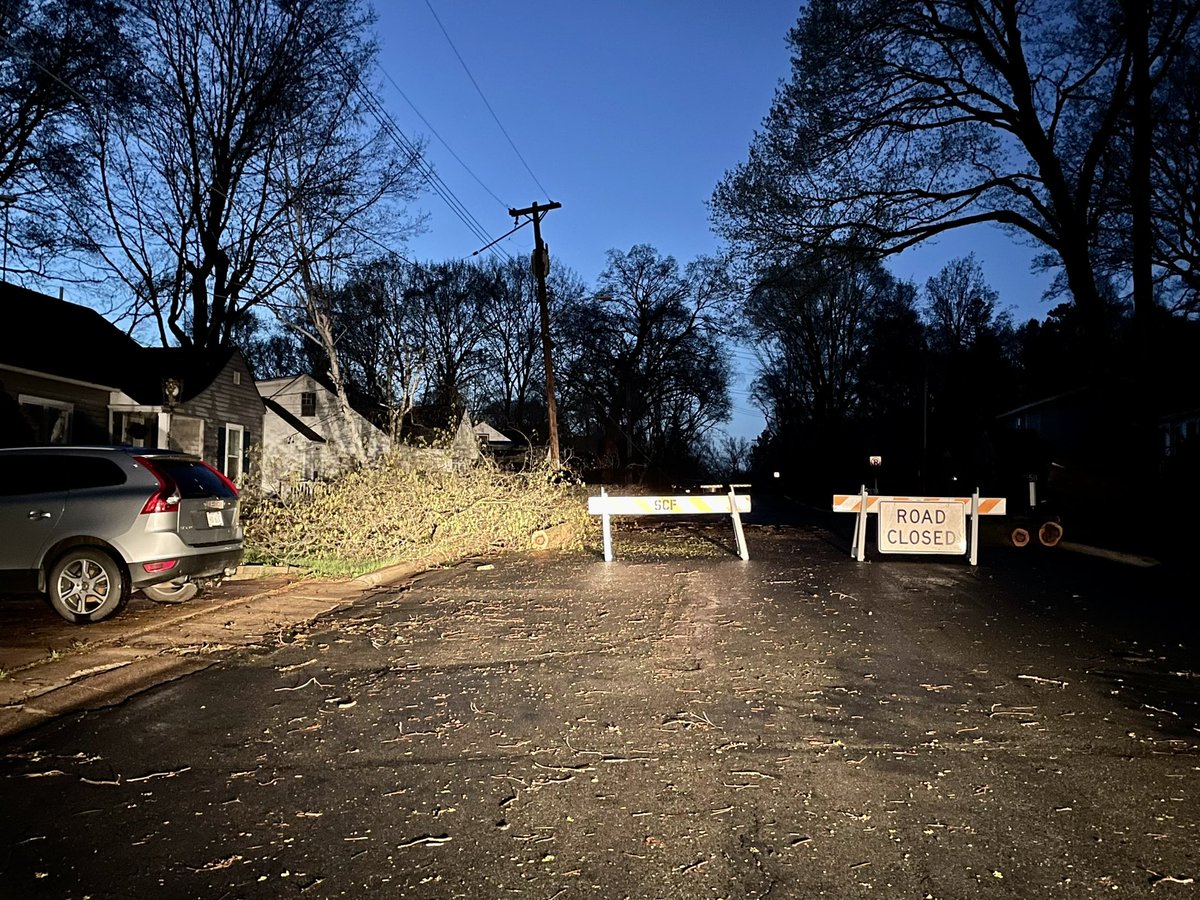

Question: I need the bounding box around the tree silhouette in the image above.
[712,0,1199,369]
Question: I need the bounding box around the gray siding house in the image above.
[1,282,263,485]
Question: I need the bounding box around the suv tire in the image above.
[47,549,129,624]
[142,580,200,604]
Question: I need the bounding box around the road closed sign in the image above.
[878,500,966,555]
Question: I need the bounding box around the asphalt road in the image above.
[1,514,1196,899]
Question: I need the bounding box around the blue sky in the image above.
[372,1,1058,439]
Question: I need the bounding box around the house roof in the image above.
[1,282,256,407]
[995,387,1091,421]
[262,396,327,444]
[258,371,340,395]
[121,346,238,405]
[1,282,140,387]
[257,372,385,424]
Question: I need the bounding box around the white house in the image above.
[256,374,391,494]
[473,420,512,449]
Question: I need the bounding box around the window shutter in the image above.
[243,428,252,474]
[217,427,226,473]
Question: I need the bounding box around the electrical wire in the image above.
[376,64,511,212]
[353,82,512,260]
[421,0,553,201]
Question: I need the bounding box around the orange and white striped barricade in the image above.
[588,485,751,562]
[832,486,1007,566]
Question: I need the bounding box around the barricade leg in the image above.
[601,487,614,562]
[728,487,749,561]
[969,488,980,566]
[855,485,868,562]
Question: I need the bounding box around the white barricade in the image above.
[832,486,1007,566]
[588,485,751,562]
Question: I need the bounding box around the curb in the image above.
[1057,541,1161,568]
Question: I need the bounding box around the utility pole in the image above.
[509,200,562,469]
[0,194,16,280]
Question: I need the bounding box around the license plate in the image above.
[206,511,224,527]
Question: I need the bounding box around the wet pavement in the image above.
[0,514,1196,898]
[0,563,431,740]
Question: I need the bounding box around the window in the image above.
[19,396,73,445]
[224,424,244,481]
[165,414,204,456]
[152,456,237,499]
[300,391,317,417]
[232,371,241,385]
[0,453,126,495]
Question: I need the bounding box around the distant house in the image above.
[995,382,1200,534]
[994,387,1100,466]
[473,420,512,450]
[0,282,263,484]
[256,374,392,493]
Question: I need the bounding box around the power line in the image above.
[376,64,511,212]
[421,0,552,200]
[270,0,509,260]
[353,82,512,260]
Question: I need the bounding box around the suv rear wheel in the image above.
[47,549,129,623]
[141,580,199,604]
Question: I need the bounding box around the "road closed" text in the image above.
[878,501,967,555]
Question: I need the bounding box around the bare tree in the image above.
[79,0,421,351]
[1111,37,1200,317]
[557,245,736,476]
[333,257,427,441]
[476,257,541,430]
[922,253,1006,354]
[0,0,134,279]
[712,0,1200,364]
[267,81,424,459]
[707,433,753,483]
[476,257,585,434]
[745,249,898,435]
[407,260,492,428]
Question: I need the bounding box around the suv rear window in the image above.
[151,457,237,499]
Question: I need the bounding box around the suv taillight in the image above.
[134,455,182,514]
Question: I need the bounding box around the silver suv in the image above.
[0,446,244,623]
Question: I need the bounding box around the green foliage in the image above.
[241,455,591,575]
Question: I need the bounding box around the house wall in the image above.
[259,406,317,494]
[257,375,392,494]
[169,352,263,482]
[1,367,113,446]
